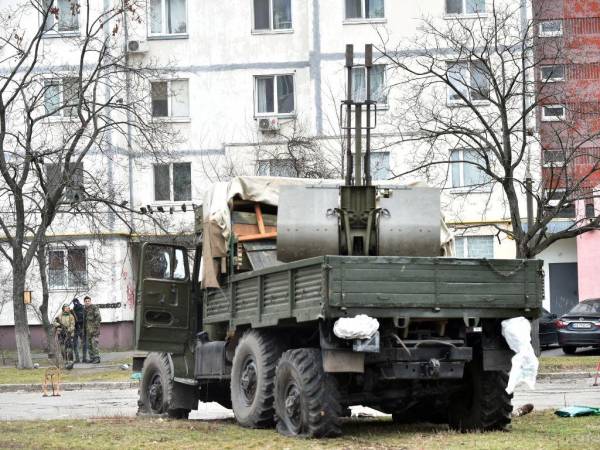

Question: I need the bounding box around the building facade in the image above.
[534,0,600,315]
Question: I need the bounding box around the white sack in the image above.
[333,315,379,340]
[501,317,539,394]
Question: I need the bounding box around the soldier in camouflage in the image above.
[83,296,102,364]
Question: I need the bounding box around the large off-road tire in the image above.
[138,353,190,420]
[274,348,342,438]
[230,330,282,428]
[448,362,512,432]
[562,346,577,355]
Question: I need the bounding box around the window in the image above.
[545,189,576,218]
[143,245,187,280]
[257,158,297,177]
[539,20,563,37]
[351,65,387,104]
[43,0,79,33]
[455,236,494,258]
[447,61,490,103]
[540,65,565,82]
[345,0,384,20]
[153,162,191,202]
[49,248,87,289]
[44,77,80,117]
[541,105,565,122]
[450,149,491,188]
[151,80,189,118]
[543,150,566,166]
[445,0,485,15]
[370,152,391,180]
[255,75,295,115]
[149,0,187,35]
[253,0,292,31]
[45,162,84,202]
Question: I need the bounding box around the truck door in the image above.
[136,243,192,353]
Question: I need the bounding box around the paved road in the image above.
[1,378,599,421]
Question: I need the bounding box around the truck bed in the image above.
[204,256,543,328]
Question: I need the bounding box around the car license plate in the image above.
[572,322,592,329]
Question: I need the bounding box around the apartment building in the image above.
[533,0,600,315]
[0,0,540,349]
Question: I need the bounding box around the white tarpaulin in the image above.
[501,317,539,394]
[333,315,380,340]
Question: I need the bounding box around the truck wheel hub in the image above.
[284,384,301,427]
[148,374,163,411]
[240,358,257,403]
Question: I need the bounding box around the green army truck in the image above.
[133,45,543,438]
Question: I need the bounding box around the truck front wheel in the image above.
[448,362,512,432]
[230,330,281,428]
[138,353,190,419]
[274,348,341,438]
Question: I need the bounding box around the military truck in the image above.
[133,45,543,438]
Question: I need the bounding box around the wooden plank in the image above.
[238,231,278,242]
[254,203,266,235]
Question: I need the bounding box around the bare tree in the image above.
[0,1,177,368]
[255,119,340,179]
[377,1,600,259]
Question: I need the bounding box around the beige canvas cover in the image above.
[200,176,454,288]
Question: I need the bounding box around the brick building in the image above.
[534,0,600,314]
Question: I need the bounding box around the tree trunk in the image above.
[36,245,56,358]
[12,262,33,369]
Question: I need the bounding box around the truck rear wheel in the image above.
[448,362,512,432]
[138,353,190,419]
[274,348,341,438]
[231,330,281,428]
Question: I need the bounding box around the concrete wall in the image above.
[0,321,133,351]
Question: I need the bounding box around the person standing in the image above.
[71,298,85,363]
[53,304,75,363]
[83,296,102,364]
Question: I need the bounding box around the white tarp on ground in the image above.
[201,176,455,287]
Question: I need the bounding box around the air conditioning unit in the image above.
[258,117,280,132]
[127,40,149,53]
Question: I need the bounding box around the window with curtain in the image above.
[446,0,485,15]
[153,163,191,201]
[48,248,88,289]
[44,77,81,117]
[455,236,494,258]
[254,0,292,31]
[345,0,384,19]
[370,152,391,180]
[151,80,189,118]
[43,0,79,32]
[255,75,295,115]
[450,149,491,188]
[150,0,187,35]
[257,159,297,177]
[351,65,387,104]
[447,61,490,103]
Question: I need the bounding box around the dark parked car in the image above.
[555,298,600,355]
[539,308,559,349]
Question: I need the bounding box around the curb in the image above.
[537,371,593,380]
[0,381,138,393]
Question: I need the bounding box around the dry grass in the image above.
[0,411,597,449]
[539,355,600,373]
[0,366,131,385]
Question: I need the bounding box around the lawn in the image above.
[0,366,132,384]
[0,411,597,449]
[539,355,600,373]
